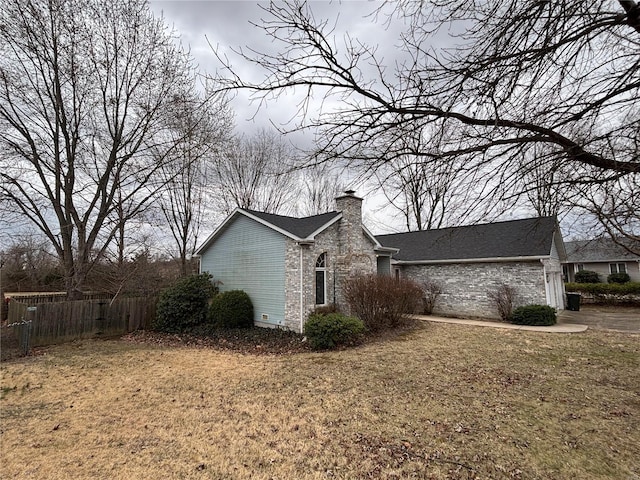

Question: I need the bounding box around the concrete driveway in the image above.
[559,305,640,332]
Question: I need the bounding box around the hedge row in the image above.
[565,282,640,295]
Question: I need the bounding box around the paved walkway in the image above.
[414,315,588,333]
[415,305,639,333]
[558,305,640,332]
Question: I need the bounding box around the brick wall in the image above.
[402,261,547,319]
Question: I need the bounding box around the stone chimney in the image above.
[334,190,375,312]
[335,190,363,254]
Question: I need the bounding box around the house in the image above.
[195,192,397,332]
[376,217,566,320]
[563,238,640,283]
[196,192,566,331]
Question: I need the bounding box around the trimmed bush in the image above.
[565,282,640,295]
[343,274,423,331]
[510,305,557,326]
[153,273,218,333]
[209,290,254,328]
[304,313,365,350]
[574,270,600,283]
[608,272,630,284]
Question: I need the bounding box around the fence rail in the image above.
[3,297,155,357]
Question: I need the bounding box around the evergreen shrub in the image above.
[153,273,218,333]
[607,272,630,284]
[574,270,600,283]
[509,304,557,326]
[209,290,254,328]
[304,313,365,350]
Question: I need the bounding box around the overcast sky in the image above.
[146,1,565,236]
[148,0,414,232]
[149,1,396,134]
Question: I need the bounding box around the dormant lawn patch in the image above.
[1,321,638,479]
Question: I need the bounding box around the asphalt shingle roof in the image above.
[565,238,640,262]
[244,209,341,239]
[376,216,558,262]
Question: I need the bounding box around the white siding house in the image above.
[564,239,640,283]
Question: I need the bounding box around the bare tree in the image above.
[372,154,497,231]
[210,128,297,215]
[158,89,234,276]
[572,176,640,254]
[518,144,572,218]
[213,0,640,236]
[0,0,197,298]
[0,234,62,292]
[297,163,343,216]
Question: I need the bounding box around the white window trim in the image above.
[609,263,627,274]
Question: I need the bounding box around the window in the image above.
[574,264,585,273]
[610,263,627,274]
[315,253,327,305]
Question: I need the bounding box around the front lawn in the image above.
[1,321,638,479]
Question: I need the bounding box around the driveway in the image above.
[559,305,640,332]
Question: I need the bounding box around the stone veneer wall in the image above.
[282,204,378,333]
[283,223,340,332]
[401,261,547,319]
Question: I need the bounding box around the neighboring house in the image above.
[564,238,640,283]
[197,192,567,331]
[195,192,397,332]
[376,217,566,320]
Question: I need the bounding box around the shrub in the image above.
[153,273,218,333]
[564,282,640,305]
[304,313,365,350]
[608,272,630,284]
[574,270,600,283]
[343,274,423,331]
[209,290,254,328]
[487,283,517,321]
[509,305,557,326]
[421,280,443,315]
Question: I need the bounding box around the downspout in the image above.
[299,244,304,334]
[540,259,551,308]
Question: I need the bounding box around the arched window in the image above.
[315,253,327,305]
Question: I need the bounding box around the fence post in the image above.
[20,321,32,355]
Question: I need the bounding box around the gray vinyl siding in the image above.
[200,215,286,327]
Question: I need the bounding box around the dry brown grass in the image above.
[1,321,639,479]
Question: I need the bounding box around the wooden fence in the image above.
[5,296,156,348]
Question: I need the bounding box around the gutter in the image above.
[394,255,549,265]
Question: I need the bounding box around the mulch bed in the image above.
[122,319,424,356]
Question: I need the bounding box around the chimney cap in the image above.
[335,189,363,202]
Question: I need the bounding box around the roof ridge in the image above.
[244,208,340,221]
[376,216,554,238]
